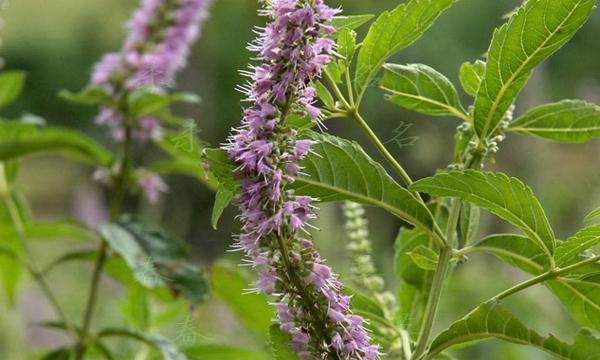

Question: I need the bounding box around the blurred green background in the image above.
[1,0,600,359]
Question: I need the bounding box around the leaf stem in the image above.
[0,164,77,339]
[323,69,351,110]
[75,124,133,360]
[493,254,600,301]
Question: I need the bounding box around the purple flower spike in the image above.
[223,0,379,358]
[90,0,212,142]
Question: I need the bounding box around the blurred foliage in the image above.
[1,0,600,359]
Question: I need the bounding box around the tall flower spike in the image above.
[223,1,379,358]
[91,0,211,142]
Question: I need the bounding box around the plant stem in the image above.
[0,164,77,338]
[323,69,351,110]
[411,245,453,360]
[75,125,133,360]
[349,110,413,187]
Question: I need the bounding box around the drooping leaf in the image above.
[411,170,555,259]
[59,86,110,106]
[0,127,113,166]
[508,100,600,143]
[0,71,26,108]
[473,234,548,274]
[211,261,273,339]
[185,344,268,360]
[473,0,596,139]
[555,225,600,267]
[380,63,466,119]
[314,80,336,110]
[119,283,150,331]
[269,324,300,360]
[427,301,600,360]
[459,60,486,97]
[294,131,438,240]
[355,0,457,101]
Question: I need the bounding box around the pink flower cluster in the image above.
[91,0,210,142]
[224,1,379,358]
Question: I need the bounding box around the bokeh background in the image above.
[1,0,600,359]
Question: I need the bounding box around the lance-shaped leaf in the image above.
[294,132,438,240]
[355,0,457,102]
[427,301,600,360]
[0,71,26,108]
[555,225,600,266]
[0,127,113,166]
[380,63,467,119]
[585,207,600,222]
[508,100,600,143]
[459,60,486,97]
[473,0,596,139]
[411,170,555,259]
[329,14,374,36]
[548,276,600,331]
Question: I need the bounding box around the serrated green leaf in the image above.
[337,28,357,63]
[0,71,26,108]
[127,88,171,117]
[330,14,375,36]
[0,127,113,166]
[555,225,600,267]
[473,0,596,139]
[59,86,110,106]
[585,207,600,222]
[474,234,548,274]
[411,170,555,259]
[269,324,299,360]
[508,100,600,143]
[427,301,599,360]
[344,286,386,319]
[355,0,457,102]
[211,261,272,339]
[169,263,209,305]
[314,81,336,110]
[547,277,600,331]
[395,228,433,289]
[459,60,486,97]
[294,132,438,240]
[211,186,234,230]
[409,245,438,271]
[202,148,240,194]
[380,63,466,119]
[184,344,268,360]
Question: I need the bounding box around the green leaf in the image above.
[427,301,600,360]
[459,202,479,246]
[42,249,98,275]
[185,344,268,360]
[380,63,466,119]
[330,14,374,35]
[555,225,600,267]
[355,0,457,101]
[411,170,555,259]
[294,132,438,240]
[127,88,171,117]
[314,81,336,110]
[25,221,96,242]
[0,127,113,166]
[211,261,273,339]
[409,244,439,271]
[119,283,150,331]
[344,286,386,319]
[202,148,240,194]
[0,71,26,108]
[459,60,486,97]
[508,100,600,143]
[474,234,548,274]
[59,86,110,106]
[547,277,600,331]
[269,324,299,360]
[337,28,357,63]
[169,263,209,305]
[585,207,600,222]
[98,328,188,360]
[473,0,596,139]
[41,348,73,360]
[211,186,234,230]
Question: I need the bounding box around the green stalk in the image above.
[75,125,133,360]
[0,164,77,339]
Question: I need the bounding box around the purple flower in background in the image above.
[138,173,169,204]
[90,0,211,142]
[223,0,379,358]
